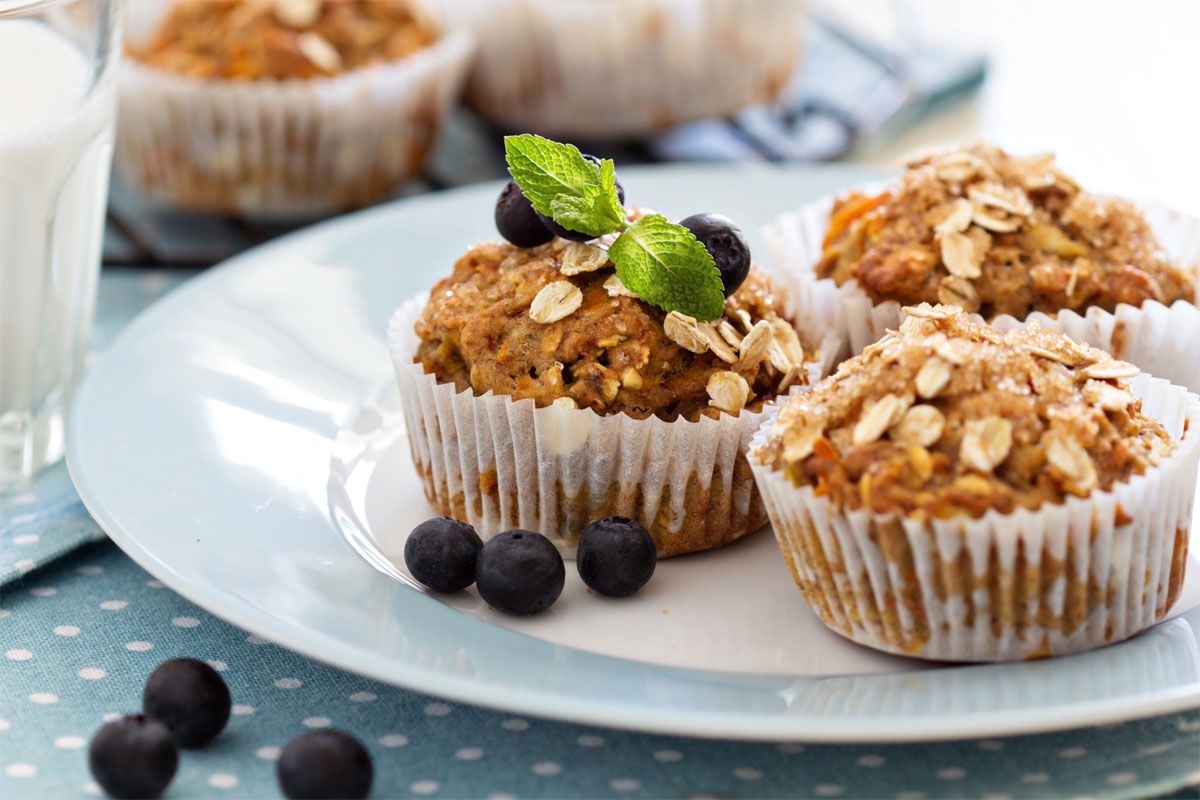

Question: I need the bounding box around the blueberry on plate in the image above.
[475,530,565,615]
[495,179,555,248]
[277,729,373,800]
[577,516,657,597]
[404,517,484,593]
[679,213,752,297]
[537,154,626,242]
[142,657,231,748]
[89,715,178,799]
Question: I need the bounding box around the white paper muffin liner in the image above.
[763,195,1200,391]
[748,373,1200,662]
[434,0,804,138]
[114,31,473,217]
[388,293,840,558]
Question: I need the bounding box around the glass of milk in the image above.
[0,0,119,491]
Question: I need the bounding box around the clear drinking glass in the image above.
[0,0,119,491]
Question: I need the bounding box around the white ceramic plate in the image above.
[68,164,1200,742]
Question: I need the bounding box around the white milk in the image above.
[0,19,116,487]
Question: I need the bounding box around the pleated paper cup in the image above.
[763,196,1200,392]
[114,31,474,217]
[389,293,840,558]
[748,373,1200,662]
[435,0,804,138]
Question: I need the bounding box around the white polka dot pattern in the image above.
[255,746,281,761]
[208,772,239,789]
[1,539,1196,800]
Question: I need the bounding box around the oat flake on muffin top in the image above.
[816,144,1197,319]
[414,238,813,422]
[757,303,1176,519]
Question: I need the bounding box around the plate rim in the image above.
[68,163,1200,742]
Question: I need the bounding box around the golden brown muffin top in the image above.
[816,144,1196,319]
[756,303,1175,519]
[414,238,814,421]
[126,0,437,80]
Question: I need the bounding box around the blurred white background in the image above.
[843,0,1200,215]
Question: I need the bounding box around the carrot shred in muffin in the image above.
[816,144,1197,318]
[126,0,438,80]
[758,304,1175,519]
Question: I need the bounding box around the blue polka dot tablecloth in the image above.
[3,271,1200,800]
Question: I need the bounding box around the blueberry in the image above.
[141,658,231,748]
[679,213,752,297]
[405,517,484,593]
[496,179,554,248]
[277,729,373,800]
[536,154,626,242]
[577,517,657,597]
[475,530,565,615]
[89,715,178,799]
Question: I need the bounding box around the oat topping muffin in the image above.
[764,143,1200,390]
[758,304,1175,517]
[127,0,438,80]
[815,145,1196,318]
[415,239,812,422]
[390,134,846,557]
[394,230,835,557]
[749,303,1200,661]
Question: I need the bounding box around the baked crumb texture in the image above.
[395,238,827,557]
[750,303,1200,661]
[127,0,437,80]
[415,239,815,422]
[817,145,1196,319]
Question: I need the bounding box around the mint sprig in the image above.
[503,134,624,237]
[609,214,725,322]
[503,134,727,321]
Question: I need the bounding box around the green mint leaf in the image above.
[609,214,726,321]
[549,190,624,238]
[596,158,626,226]
[503,134,624,238]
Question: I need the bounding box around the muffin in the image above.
[764,145,1200,390]
[749,303,1200,661]
[437,0,804,138]
[116,0,473,215]
[390,236,839,557]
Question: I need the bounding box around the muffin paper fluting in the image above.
[389,294,839,558]
[115,32,473,217]
[763,197,1200,392]
[748,373,1200,662]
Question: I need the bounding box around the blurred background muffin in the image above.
[437,0,806,139]
[115,0,473,216]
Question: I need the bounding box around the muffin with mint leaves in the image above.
[389,135,841,556]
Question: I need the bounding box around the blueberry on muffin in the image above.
[391,136,838,556]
